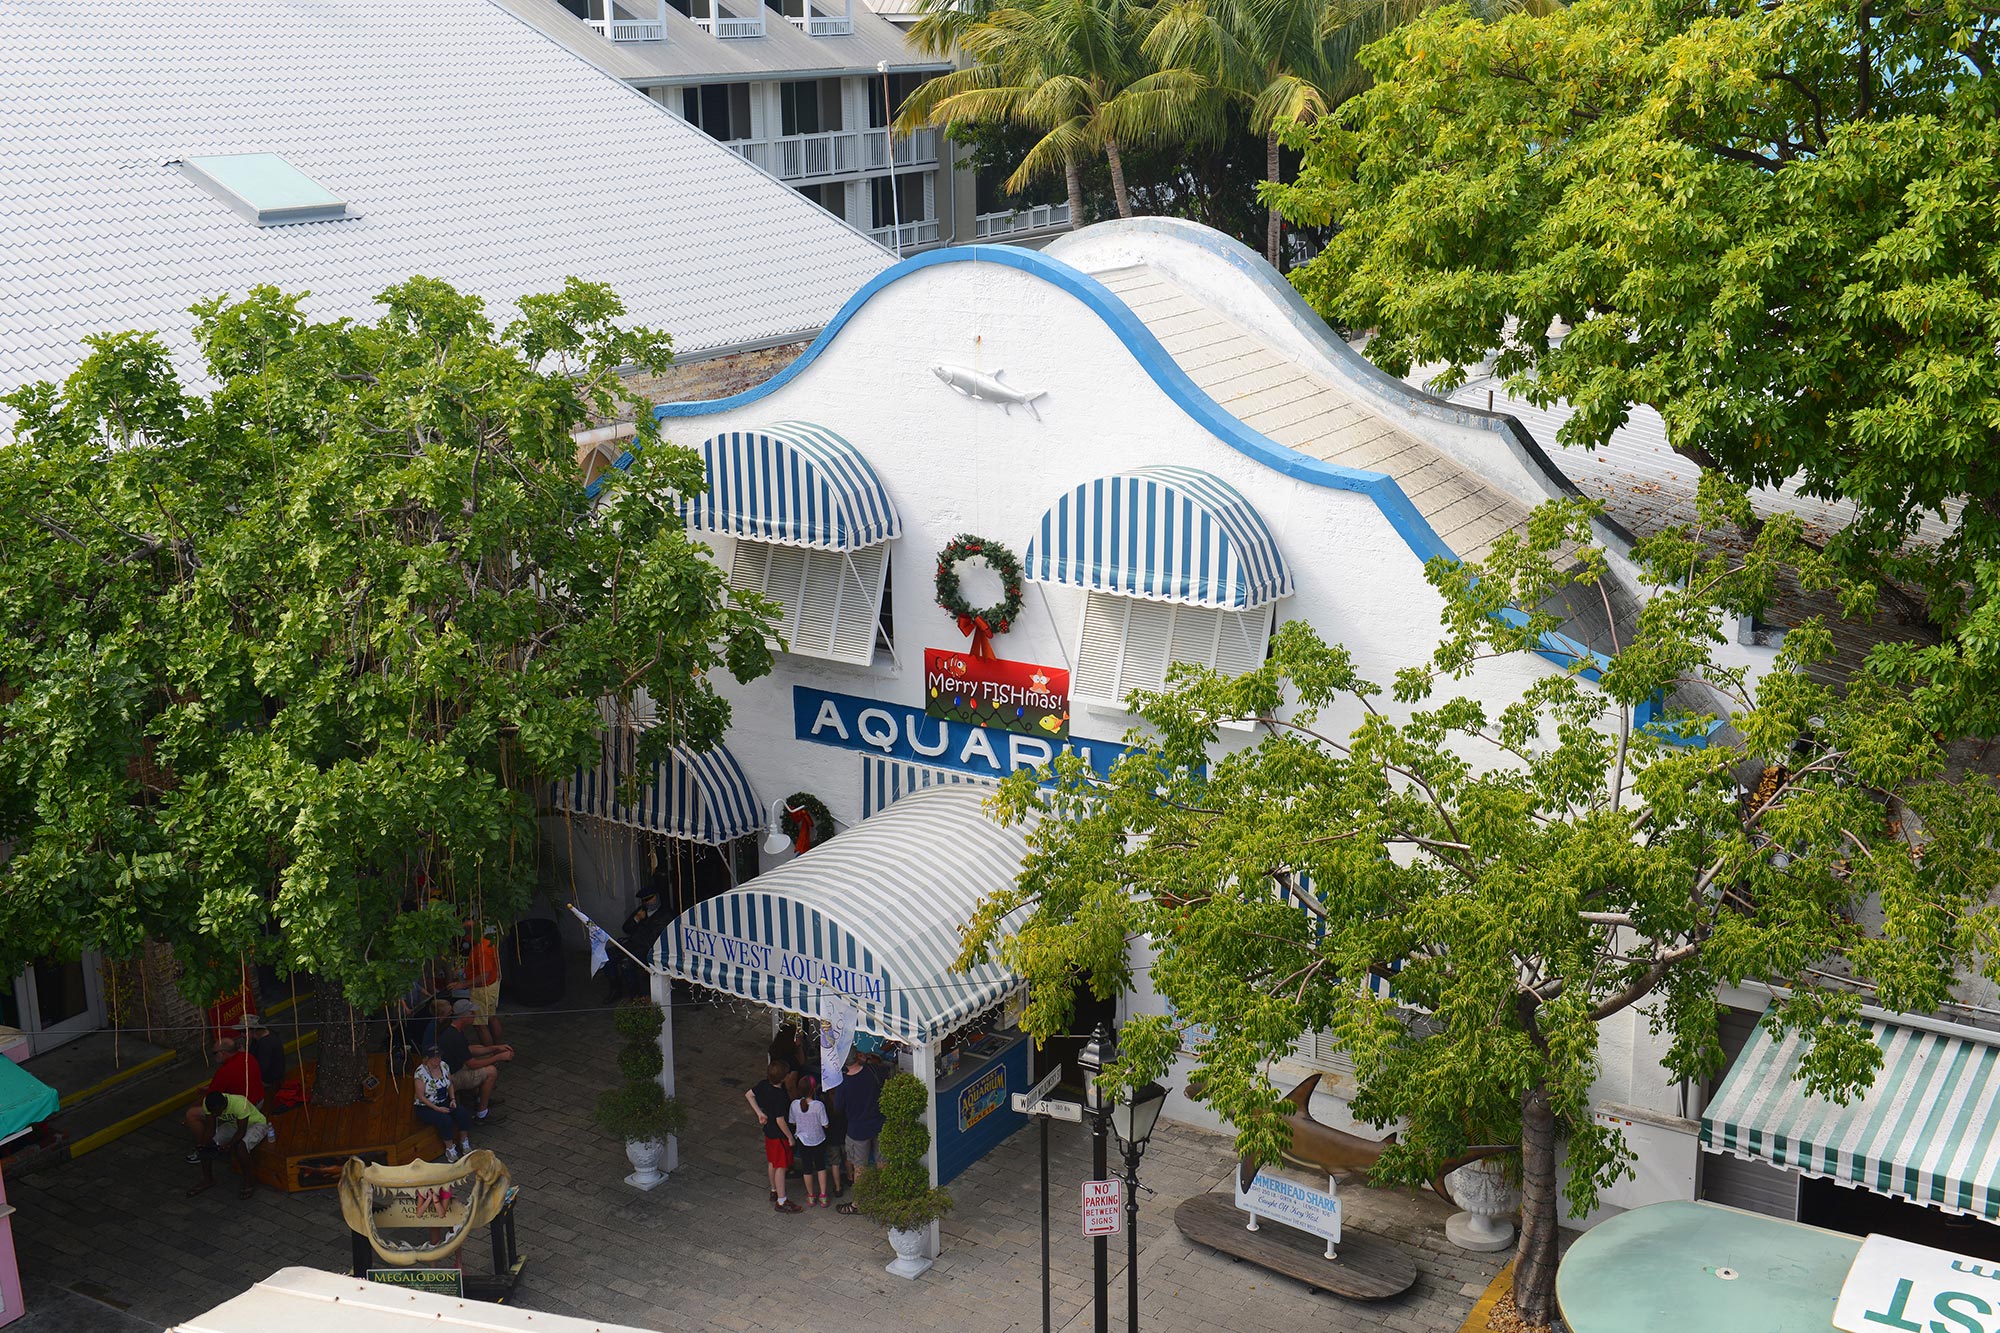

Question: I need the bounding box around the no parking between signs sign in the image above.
[1081,1179,1122,1237]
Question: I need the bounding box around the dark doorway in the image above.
[1800,1175,2000,1262]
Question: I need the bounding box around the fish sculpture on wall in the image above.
[1193,1072,1513,1204]
[931,364,1048,420]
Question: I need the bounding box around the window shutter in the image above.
[1214,607,1272,678]
[1121,600,1174,694]
[1169,603,1221,676]
[1073,594,1127,703]
[722,538,888,666]
[1290,1029,1356,1079]
[727,538,770,596]
[828,545,886,664]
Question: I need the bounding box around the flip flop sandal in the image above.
[836,1202,859,1215]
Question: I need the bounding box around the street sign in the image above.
[1021,1097,1083,1122]
[1022,1066,1063,1104]
[1081,1179,1122,1237]
[1834,1233,2000,1333]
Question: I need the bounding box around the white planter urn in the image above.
[1444,1157,1520,1252]
[885,1226,934,1279]
[623,1138,668,1191]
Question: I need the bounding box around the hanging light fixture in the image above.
[762,797,799,856]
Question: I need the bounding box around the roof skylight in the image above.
[179,153,348,226]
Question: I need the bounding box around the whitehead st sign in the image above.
[1836,1233,2000,1333]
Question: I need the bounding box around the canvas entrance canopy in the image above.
[657,786,1028,1041]
[1025,465,1293,609]
[1701,1006,2000,1219]
[552,727,762,847]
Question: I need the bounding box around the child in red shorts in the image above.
[746,1061,801,1213]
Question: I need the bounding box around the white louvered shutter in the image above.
[1121,600,1174,694]
[828,545,887,665]
[1169,603,1221,677]
[728,538,770,596]
[1214,607,1272,678]
[722,538,889,666]
[1072,594,1127,703]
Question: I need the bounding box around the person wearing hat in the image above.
[609,887,667,1003]
[231,1014,285,1101]
[436,998,513,1118]
[411,1043,474,1163]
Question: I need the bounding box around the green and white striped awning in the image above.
[1701,1006,2000,1219]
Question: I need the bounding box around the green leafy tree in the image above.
[1271,0,2000,719]
[0,279,774,1101]
[902,0,1204,222]
[960,494,2000,1325]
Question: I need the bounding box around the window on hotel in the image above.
[682,83,754,142]
[728,539,890,666]
[869,172,926,229]
[779,78,843,136]
[1070,593,1272,712]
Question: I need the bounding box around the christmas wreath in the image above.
[779,791,835,853]
[934,534,1024,641]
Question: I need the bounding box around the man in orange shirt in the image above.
[464,923,503,1045]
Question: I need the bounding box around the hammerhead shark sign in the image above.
[1199,1073,1512,1205]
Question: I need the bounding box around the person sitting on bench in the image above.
[189,1090,269,1199]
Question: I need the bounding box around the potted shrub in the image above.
[593,1000,687,1191]
[850,1071,953,1278]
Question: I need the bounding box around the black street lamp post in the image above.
[1112,1081,1169,1333]
[1077,1023,1114,1333]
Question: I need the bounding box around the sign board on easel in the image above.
[1235,1169,1342,1258]
[1834,1233,2000,1333]
[1082,1179,1123,1236]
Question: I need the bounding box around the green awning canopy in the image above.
[1701,1006,2000,1219]
[0,1055,57,1142]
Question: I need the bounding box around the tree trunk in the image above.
[312,985,371,1108]
[1265,130,1283,270]
[1065,156,1086,231]
[1104,138,1132,219]
[1513,1083,1561,1327]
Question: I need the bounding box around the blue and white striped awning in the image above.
[1702,1006,2000,1219]
[860,755,996,819]
[1025,465,1293,609]
[659,786,1029,1041]
[680,421,900,551]
[552,727,763,847]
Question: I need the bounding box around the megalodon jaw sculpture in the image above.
[931,364,1048,420]
[338,1150,512,1266]
[1195,1073,1510,1205]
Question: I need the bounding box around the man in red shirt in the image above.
[182,1035,266,1162]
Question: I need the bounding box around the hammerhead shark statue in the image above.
[1195,1072,1513,1206]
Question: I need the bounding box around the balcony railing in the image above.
[689,0,765,36]
[726,140,771,171]
[861,126,940,171]
[974,203,1073,238]
[797,13,854,32]
[586,17,666,40]
[775,130,864,181]
[869,219,942,251]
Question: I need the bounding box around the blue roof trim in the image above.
[641,245,1625,687]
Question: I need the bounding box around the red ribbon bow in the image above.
[956,614,998,660]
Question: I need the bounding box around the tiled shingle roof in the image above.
[0,0,892,404]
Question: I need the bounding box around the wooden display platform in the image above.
[250,1056,436,1193]
[1173,1190,1418,1301]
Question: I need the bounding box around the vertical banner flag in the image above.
[819,997,859,1091]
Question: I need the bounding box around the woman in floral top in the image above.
[413,1043,475,1163]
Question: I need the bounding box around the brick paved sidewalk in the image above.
[6,987,1503,1332]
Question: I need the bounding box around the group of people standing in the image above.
[404,921,518,1162]
[746,1022,887,1215]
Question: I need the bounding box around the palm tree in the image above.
[901,0,1203,225]
[1146,0,1420,266]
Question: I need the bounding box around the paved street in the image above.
[7,988,1504,1332]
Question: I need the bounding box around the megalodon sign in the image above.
[338,1151,513,1266]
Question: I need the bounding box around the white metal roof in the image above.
[0,0,893,404]
[171,1267,652,1332]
